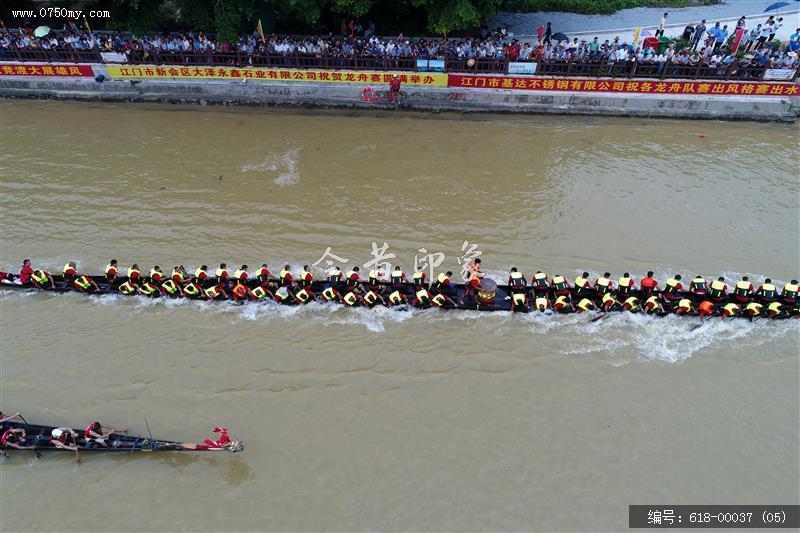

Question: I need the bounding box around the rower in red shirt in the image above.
[345,266,361,291]
[278,265,293,286]
[390,266,407,290]
[298,265,314,288]
[105,259,118,282]
[149,266,164,282]
[62,261,78,282]
[19,259,33,284]
[639,271,659,297]
[257,264,272,285]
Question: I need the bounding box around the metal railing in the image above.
[0,46,795,81]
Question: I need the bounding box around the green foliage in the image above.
[666,36,691,50]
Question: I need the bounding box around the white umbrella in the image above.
[34,26,51,38]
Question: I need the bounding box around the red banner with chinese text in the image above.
[0,64,94,77]
[447,74,799,96]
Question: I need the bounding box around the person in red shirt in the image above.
[389,74,401,104]
[640,271,659,296]
[258,264,272,285]
[62,261,78,281]
[19,259,33,284]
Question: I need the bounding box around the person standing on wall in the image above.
[389,74,401,105]
[655,13,668,37]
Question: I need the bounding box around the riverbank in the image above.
[1,74,797,122]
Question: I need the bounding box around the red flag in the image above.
[732,27,745,52]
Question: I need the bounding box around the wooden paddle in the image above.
[591,312,610,323]
[71,434,81,464]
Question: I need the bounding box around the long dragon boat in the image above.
[1,270,797,319]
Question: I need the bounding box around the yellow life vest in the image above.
[431,294,446,307]
[624,296,639,311]
[535,297,549,310]
[760,283,777,298]
[618,276,633,288]
[343,291,358,306]
[412,271,424,281]
[552,275,567,291]
[162,279,178,294]
[322,287,337,300]
[690,276,707,290]
[436,273,449,284]
[233,269,247,280]
[149,268,162,279]
[645,296,660,311]
[390,270,405,284]
[119,281,136,295]
[768,302,783,314]
[602,293,616,306]
[389,290,404,304]
[709,279,727,298]
[105,264,117,275]
[215,268,227,279]
[299,269,312,285]
[554,295,568,309]
[171,268,186,281]
[677,298,692,311]
[746,302,763,315]
[734,280,752,296]
[723,303,741,316]
[509,271,525,286]
[328,269,342,281]
[368,270,379,282]
[574,275,589,289]
[204,286,220,299]
[576,298,594,311]
[345,271,358,286]
[513,293,527,306]
[415,289,430,302]
[251,286,267,299]
[139,283,157,296]
[62,263,75,276]
[127,267,140,278]
[296,289,311,303]
[75,276,91,289]
[363,290,378,304]
[194,267,206,279]
[32,270,49,284]
[664,278,681,294]
[596,277,612,294]
[782,282,798,300]
[183,283,200,296]
[279,269,291,281]
[533,272,548,287]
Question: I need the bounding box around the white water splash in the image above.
[240,147,301,186]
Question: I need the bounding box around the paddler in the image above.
[595,272,614,295]
[431,292,457,309]
[575,297,597,313]
[160,278,183,298]
[50,427,79,451]
[782,279,798,303]
[756,278,778,302]
[118,278,138,295]
[181,280,202,299]
[390,266,407,290]
[293,286,315,304]
[674,298,694,316]
[767,301,787,319]
[249,285,273,301]
[73,272,100,293]
[534,295,551,312]
[105,259,118,282]
[508,267,527,291]
[697,300,716,317]
[573,272,592,297]
[31,269,56,289]
[413,286,432,308]
[531,271,549,295]
[234,265,249,284]
[617,273,636,296]
[83,421,126,448]
[298,265,314,288]
[412,267,427,288]
[138,280,159,297]
[0,427,33,450]
[639,271,659,297]
[321,285,342,303]
[62,261,78,282]
[601,292,621,312]
[171,266,189,284]
[745,301,763,319]
[204,284,229,301]
[341,290,362,307]
[689,274,708,296]
[512,291,530,313]
[553,295,574,313]
[662,274,684,302]
[622,296,641,313]
[708,276,728,301]
[273,286,293,304]
[721,302,742,318]
[550,274,570,297]
[644,295,665,315]
[432,271,454,295]
[257,264,272,285]
[460,271,482,305]
[215,263,229,285]
[278,264,293,286]
[149,266,164,283]
[194,265,209,285]
[328,266,344,284]
[127,264,142,282]
[18,259,33,284]
[387,289,407,306]
[366,268,383,289]
[363,288,386,308]
[231,282,249,302]
[733,276,754,303]
[345,266,361,291]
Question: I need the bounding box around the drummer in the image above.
[460,258,484,304]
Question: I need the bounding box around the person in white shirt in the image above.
[656,13,668,37]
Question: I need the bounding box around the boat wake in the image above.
[240,147,301,186]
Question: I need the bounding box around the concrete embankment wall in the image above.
[1,76,796,122]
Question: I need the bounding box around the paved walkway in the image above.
[491,1,799,44]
